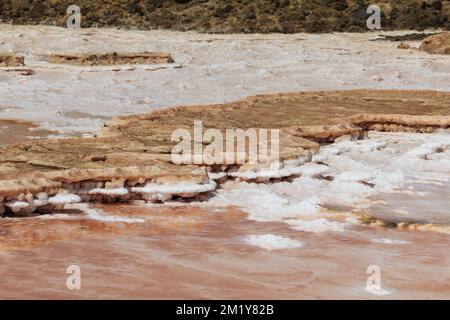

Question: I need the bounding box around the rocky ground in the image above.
[1,0,450,33]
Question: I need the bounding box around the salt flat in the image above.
[0,25,449,299]
[1,25,450,134]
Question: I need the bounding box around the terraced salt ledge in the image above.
[0,90,449,222]
[0,25,449,232]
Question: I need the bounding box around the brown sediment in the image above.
[420,32,450,54]
[1,203,449,299]
[0,90,449,215]
[48,52,174,66]
[0,54,25,67]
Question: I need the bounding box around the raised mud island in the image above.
[1,90,449,216]
[0,53,25,67]
[48,52,174,66]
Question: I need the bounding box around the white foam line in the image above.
[371,238,410,245]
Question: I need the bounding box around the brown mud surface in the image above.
[1,0,450,33]
[0,203,449,299]
[0,119,56,146]
[374,32,443,42]
[0,90,449,213]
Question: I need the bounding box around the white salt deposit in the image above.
[89,188,129,196]
[406,141,450,159]
[297,163,331,176]
[6,201,31,212]
[48,194,81,205]
[209,184,321,222]
[208,172,227,180]
[132,180,217,195]
[244,234,304,250]
[33,200,48,206]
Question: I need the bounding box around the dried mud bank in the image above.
[1,51,173,67]
[1,90,449,216]
[48,52,174,66]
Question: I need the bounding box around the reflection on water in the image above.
[370,182,450,225]
[0,202,449,299]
